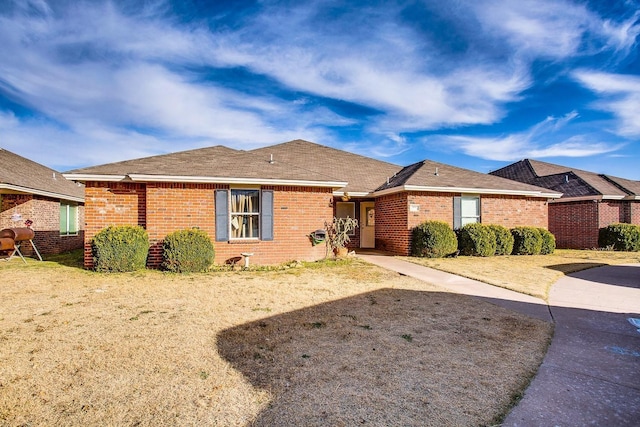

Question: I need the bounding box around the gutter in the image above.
[373,184,562,199]
[0,183,84,203]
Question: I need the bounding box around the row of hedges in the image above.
[598,223,640,251]
[92,226,215,273]
[411,221,556,258]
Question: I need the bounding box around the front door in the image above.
[360,202,375,248]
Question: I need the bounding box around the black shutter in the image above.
[261,190,274,241]
[215,190,229,241]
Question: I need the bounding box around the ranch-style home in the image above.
[490,159,640,249]
[64,140,560,268]
[0,148,85,255]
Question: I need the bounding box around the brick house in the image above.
[65,140,559,268]
[0,148,85,255]
[490,159,640,249]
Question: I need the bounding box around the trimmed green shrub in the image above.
[511,227,542,255]
[411,221,458,258]
[162,228,215,273]
[598,223,640,251]
[92,225,149,272]
[487,224,514,256]
[457,223,496,257]
[539,228,556,255]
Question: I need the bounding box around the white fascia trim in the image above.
[128,174,348,188]
[63,173,127,182]
[0,183,84,203]
[374,185,562,199]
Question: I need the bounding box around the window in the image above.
[230,189,260,239]
[454,195,480,229]
[335,202,356,235]
[60,201,78,236]
[215,189,273,242]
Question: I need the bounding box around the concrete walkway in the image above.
[357,253,640,426]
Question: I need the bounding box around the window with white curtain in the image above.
[230,189,260,239]
[454,195,480,228]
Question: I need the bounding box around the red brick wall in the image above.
[631,201,640,224]
[549,201,598,249]
[82,182,333,268]
[145,183,221,266]
[598,201,627,225]
[481,195,548,228]
[373,192,410,255]
[549,200,640,249]
[0,193,84,255]
[83,182,147,267]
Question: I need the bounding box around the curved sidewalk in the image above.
[358,253,640,426]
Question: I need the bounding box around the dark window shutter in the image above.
[261,190,274,241]
[215,190,229,241]
[453,196,461,229]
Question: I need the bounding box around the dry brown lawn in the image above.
[0,255,551,426]
[403,249,640,300]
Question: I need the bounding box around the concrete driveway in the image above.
[504,264,640,426]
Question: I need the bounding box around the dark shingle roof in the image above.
[0,148,84,200]
[250,140,402,194]
[490,159,639,199]
[65,144,346,186]
[377,159,559,197]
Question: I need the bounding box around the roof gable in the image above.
[0,148,84,201]
[377,159,560,198]
[492,159,638,199]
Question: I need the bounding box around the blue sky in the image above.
[1,0,639,179]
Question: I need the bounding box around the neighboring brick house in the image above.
[65,140,559,268]
[0,148,85,255]
[490,159,640,249]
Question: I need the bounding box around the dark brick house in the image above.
[490,159,640,249]
[0,148,85,255]
[65,140,559,268]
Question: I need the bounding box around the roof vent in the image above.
[269,154,275,164]
[435,167,439,176]
[565,175,569,183]
[52,172,57,180]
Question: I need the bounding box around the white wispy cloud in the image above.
[209,1,531,130]
[427,112,622,161]
[472,0,640,60]
[573,70,640,137]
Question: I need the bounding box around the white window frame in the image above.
[60,201,79,237]
[460,194,480,226]
[230,187,260,240]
